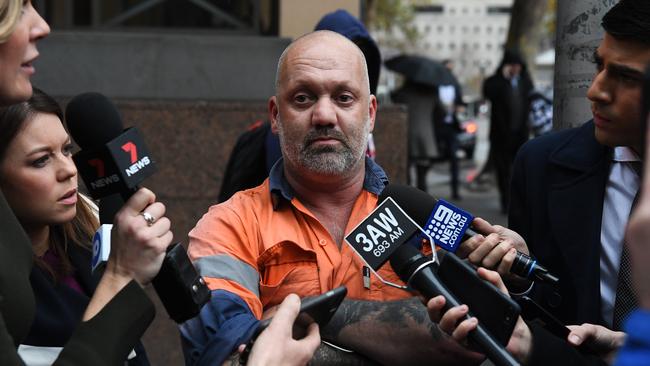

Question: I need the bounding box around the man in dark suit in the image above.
[509,0,650,330]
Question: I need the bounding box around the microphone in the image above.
[66,92,210,323]
[390,244,518,366]
[381,184,559,285]
[90,194,124,273]
[343,196,517,365]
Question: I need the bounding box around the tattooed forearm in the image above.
[322,297,442,342]
[309,343,380,366]
[319,297,481,365]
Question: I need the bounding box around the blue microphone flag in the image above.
[422,199,473,252]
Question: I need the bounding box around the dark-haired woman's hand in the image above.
[82,188,173,320]
[108,187,173,286]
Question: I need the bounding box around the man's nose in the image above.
[586,70,612,105]
[311,97,337,127]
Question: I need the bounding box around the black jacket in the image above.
[483,61,534,152]
[509,121,611,326]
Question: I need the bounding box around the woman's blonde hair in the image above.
[0,0,21,43]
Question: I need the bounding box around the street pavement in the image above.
[425,161,507,227]
[423,110,508,227]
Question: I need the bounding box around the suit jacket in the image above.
[509,120,611,326]
[0,190,155,366]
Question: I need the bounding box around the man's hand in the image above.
[456,217,532,292]
[247,294,320,366]
[426,268,533,364]
[566,323,625,364]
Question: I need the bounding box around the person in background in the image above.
[433,59,465,200]
[483,50,534,213]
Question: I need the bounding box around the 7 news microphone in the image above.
[382,184,559,285]
[66,92,210,323]
[345,189,518,366]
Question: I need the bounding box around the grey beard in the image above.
[277,117,370,176]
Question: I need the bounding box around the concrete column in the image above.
[553,0,616,129]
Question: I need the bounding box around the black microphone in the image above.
[380,184,558,285]
[390,244,519,366]
[66,92,210,323]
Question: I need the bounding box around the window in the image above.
[487,6,511,14]
[415,5,444,13]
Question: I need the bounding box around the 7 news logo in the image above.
[88,158,119,189]
[424,200,473,252]
[121,141,151,177]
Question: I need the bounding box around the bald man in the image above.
[180,31,480,365]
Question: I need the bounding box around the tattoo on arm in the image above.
[309,343,380,366]
[322,297,443,342]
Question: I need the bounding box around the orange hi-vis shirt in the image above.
[188,159,430,319]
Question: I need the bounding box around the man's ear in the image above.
[269,96,280,133]
[368,95,377,132]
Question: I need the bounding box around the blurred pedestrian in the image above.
[483,50,534,213]
[433,59,465,200]
[392,80,438,191]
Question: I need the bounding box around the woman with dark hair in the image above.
[0,2,170,365]
[0,88,151,364]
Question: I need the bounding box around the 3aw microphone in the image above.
[390,244,518,366]
[380,184,559,285]
[66,92,210,323]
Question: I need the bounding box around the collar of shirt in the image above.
[268,156,388,208]
[612,146,641,163]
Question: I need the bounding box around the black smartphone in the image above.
[436,252,521,346]
[517,295,569,338]
[254,286,348,338]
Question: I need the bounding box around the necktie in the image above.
[612,161,642,330]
